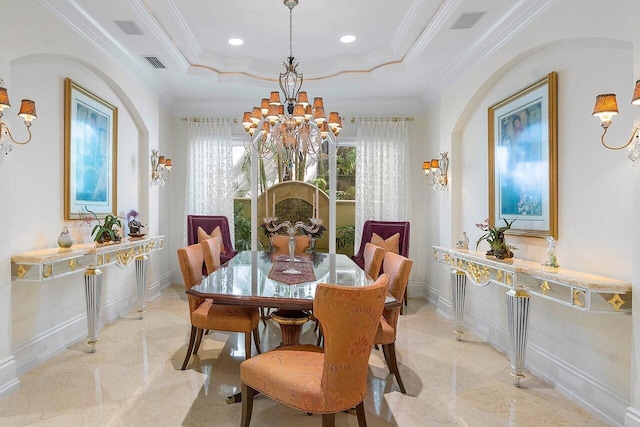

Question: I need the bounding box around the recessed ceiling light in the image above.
[340,35,356,44]
[228,38,244,46]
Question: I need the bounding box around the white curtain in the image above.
[184,120,234,244]
[355,119,411,248]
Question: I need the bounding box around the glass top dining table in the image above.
[187,250,400,311]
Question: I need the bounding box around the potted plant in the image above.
[475,218,516,260]
[85,206,122,244]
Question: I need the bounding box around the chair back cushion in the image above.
[201,236,222,275]
[371,232,400,254]
[197,226,226,254]
[313,275,389,411]
[177,243,205,313]
[352,220,410,270]
[270,234,311,254]
[363,243,385,280]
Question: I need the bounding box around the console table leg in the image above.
[135,255,149,319]
[505,288,531,387]
[452,270,467,341]
[84,267,103,353]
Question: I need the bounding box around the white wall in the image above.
[425,0,637,424]
[0,1,167,379]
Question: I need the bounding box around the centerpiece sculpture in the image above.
[264,215,322,273]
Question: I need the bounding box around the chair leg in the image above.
[193,328,205,355]
[245,332,253,359]
[382,343,406,394]
[321,413,336,427]
[355,402,367,427]
[316,323,324,347]
[241,383,257,427]
[181,326,198,370]
[253,328,262,354]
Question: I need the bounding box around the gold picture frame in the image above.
[488,71,557,238]
[64,78,118,219]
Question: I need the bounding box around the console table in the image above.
[432,246,631,386]
[11,236,164,352]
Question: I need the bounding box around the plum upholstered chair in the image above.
[187,215,238,265]
[353,220,410,307]
[177,243,261,370]
[239,274,390,427]
[373,251,413,393]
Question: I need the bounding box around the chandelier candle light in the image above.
[241,0,341,176]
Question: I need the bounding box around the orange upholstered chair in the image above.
[240,274,390,427]
[201,236,222,275]
[363,242,385,280]
[373,252,413,394]
[177,243,261,370]
[187,215,238,265]
[270,234,311,255]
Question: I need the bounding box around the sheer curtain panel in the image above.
[184,120,234,244]
[355,119,411,248]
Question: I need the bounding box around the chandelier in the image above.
[241,0,341,172]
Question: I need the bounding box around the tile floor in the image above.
[0,283,607,426]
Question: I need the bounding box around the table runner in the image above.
[268,256,316,285]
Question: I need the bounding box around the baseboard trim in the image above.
[13,289,139,375]
[625,407,640,427]
[0,356,19,398]
[147,271,174,301]
[424,282,627,426]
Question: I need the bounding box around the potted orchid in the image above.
[475,218,516,260]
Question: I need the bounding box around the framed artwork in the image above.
[488,71,557,238]
[64,78,118,219]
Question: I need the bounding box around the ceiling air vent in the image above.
[114,20,145,35]
[143,56,166,69]
[450,12,486,30]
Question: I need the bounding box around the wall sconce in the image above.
[592,83,640,165]
[0,79,37,165]
[151,149,172,186]
[422,151,448,191]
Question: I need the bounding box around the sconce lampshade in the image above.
[632,80,640,105]
[422,161,430,170]
[592,94,619,120]
[430,159,439,169]
[0,87,10,110]
[165,158,172,168]
[18,100,37,122]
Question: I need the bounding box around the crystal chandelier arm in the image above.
[3,122,32,145]
[600,126,639,150]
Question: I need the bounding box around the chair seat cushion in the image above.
[191,299,259,332]
[241,350,327,413]
[374,315,395,344]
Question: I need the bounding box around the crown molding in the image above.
[39,0,163,93]
[165,0,202,59]
[432,0,559,95]
[130,0,190,71]
[404,0,462,66]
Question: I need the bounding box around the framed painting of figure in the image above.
[64,78,118,219]
[488,71,557,238]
